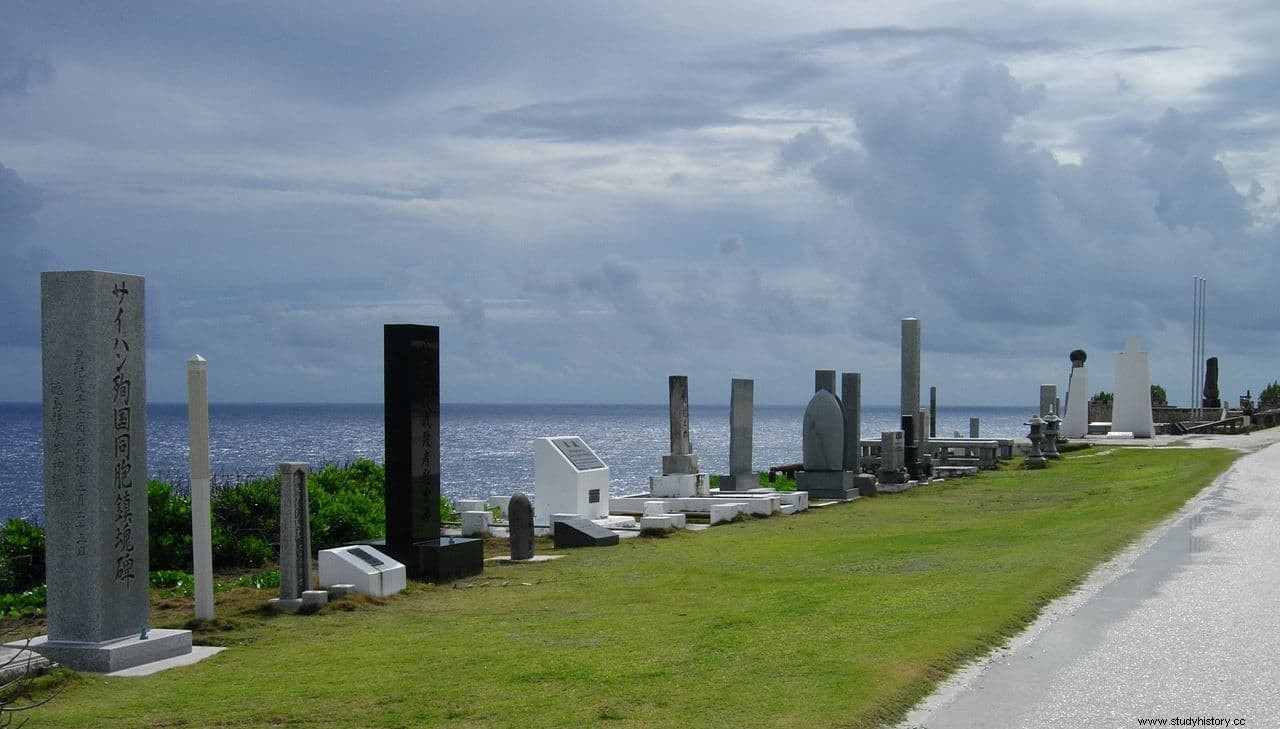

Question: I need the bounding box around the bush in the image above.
[1151,384,1167,406]
[149,480,193,571]
[1261,381,1280,409]
[308,461,386,550]
[0,519,45,594]
[210,475,280,568]
[1091,391,1114,403]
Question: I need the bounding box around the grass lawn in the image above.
[10,447,1236,728]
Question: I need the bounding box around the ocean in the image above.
[0,402,1034,522]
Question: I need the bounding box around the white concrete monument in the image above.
[1112,337,1154,438]
[1063,350,1090,438]
[533,436,610,526]
[318,545,406,598]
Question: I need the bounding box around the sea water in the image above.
[0,402,1033,522]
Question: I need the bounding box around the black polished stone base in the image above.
[552,519,620,548]
[366,537,484,582]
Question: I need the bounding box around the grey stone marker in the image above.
[720,378,755,491]
[508,492,534,561]
[842,373,877,496]
[662,375,699,475]
[1040,384,1057,418]
[32,271,191,672]
[919,407,933,479]
[272,462,313,611]
[796,389,857,500]
[969,417,980,438]
[815,369,837,395]
[877,430,908,487]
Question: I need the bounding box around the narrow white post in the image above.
[187,355,215,621]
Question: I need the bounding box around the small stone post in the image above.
[508,492,534,561]
[186,355,215,621]
[1040,385,1057,418]
[275,462,312,608]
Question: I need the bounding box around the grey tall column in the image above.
[969,417,980,438]
[841,372,861,473]
[186,354,215,621]
[901,319,921,417]
[901,318,921,477]
[725,378,754,489]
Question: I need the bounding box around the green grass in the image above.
[13,448,1236,728]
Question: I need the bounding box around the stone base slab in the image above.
[717,473,758,491]
[21,629,192,674]
[796,470,860,501]
[662,453,700,475]
[649,473,710,498]
[877,480,918,494]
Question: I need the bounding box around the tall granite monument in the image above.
[901,318,922,478]
[1202,357,1221,409]
[32,271,191,672]
[718,378,756,492]
[382,324,482,581]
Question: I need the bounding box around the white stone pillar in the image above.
[186,355,214,621]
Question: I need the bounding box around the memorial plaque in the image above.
[347,547,385,567]
[553,437,606,471]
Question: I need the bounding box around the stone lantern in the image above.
[1025,415,1048,469]
[1042,409,1062,459]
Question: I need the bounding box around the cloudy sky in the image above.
[2,2,1278,406]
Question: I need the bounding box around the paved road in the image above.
[900,429,1280,728]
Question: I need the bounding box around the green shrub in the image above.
[1151,384,1167,406]
[210,475,280,568]
[0,584,45,617]
[0,518,45,594]
[308,460,386,549]
[1261,381,1280,409]
[149,480,193,571]
[1092,391,1114,403]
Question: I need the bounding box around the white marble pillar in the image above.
[186,355,214,621]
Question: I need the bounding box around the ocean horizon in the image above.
[0,401,1036,523]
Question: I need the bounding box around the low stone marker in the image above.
[508,492,534,561]
[877,430,908,490]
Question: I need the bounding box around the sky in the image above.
[2,1,1278,406]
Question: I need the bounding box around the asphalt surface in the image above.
[899,429,1280,729]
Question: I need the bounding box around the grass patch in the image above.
[9,448,1235,728]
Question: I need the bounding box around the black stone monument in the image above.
[380,324,482,582]
[1202,357,1221,409]
[902,413,918,480]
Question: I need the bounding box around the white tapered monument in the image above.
[1112,337,1154,438]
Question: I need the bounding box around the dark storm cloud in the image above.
[0,163,49,346]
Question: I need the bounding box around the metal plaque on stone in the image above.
[553,437,606,471]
